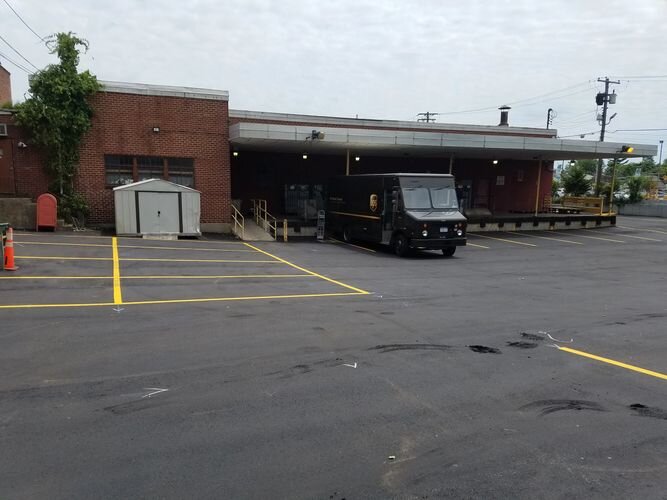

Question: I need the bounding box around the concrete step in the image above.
[239,220,275,241]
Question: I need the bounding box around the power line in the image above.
[438,80,593,116]
[0,34,39,70]
[0,49,31,73]
[1,0,44,42]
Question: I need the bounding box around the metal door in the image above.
[138,192,180,233]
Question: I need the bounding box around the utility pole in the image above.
[417,112,439,123]
[595,76,620,195]
[659,140,664,165]
[546,108,555,129]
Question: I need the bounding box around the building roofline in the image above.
[100,81,229,101]
[229,108,557,137]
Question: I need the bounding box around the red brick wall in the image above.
[0,65,11,104]
[78,91,230,226]
[0,114,49,196]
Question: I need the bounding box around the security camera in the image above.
[17,141,27,148]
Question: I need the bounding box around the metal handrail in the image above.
[251,199,278,240]
[231,204,244,240]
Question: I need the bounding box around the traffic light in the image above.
[595,93,605,105]
[621,145,634,153]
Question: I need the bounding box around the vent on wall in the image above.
[0,123,7,136]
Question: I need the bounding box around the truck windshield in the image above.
[402,186,459,210]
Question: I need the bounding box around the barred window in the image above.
[137,157,165,181]
[167,157,194,188]
[104,155,195,188]
[104,155,134,186]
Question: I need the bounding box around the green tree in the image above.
[572,159,598,176]
[552,178,561,198]
[626,176,653,203]
[561,164,592,196]
[16,32,100,216]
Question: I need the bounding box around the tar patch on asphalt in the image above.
[520,399,607,416]
[468,345,501,354]
[372,343,451,353]
[629,404,667,420]
[520,332,545,341]
[506,341,539,349]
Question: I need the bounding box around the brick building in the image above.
[0,72,657,232]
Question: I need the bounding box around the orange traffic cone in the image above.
[3,227,18,271]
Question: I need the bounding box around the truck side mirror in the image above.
[392,190,399,212]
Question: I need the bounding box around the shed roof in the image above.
[112,178,200,192]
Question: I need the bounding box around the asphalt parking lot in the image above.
[1,215,666,499]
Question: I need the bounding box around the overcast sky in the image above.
[1,0,666,159]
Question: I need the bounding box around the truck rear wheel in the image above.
[393,234,409,257]
[442,247,456,257]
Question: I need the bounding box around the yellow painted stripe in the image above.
[121,274,313,279]
[16,256,112,261]
[0,274,313,280]
[508,231,583,245]
[0,276,113,279]
[0,291,366,310]
[121,258,279,263]
[469,233,537,247]
[119,244,256,253]
[558,346,667,381]
[550,230,625,243]
[16,241,110,248]
[112,237,122,304]
[617,225,667,235]
[328,237,377,253]
[13,233,110,240]
[466,242,489,249]
[243,242,370,294]
[329,211,381,221]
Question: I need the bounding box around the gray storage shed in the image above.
[113,179,201,236]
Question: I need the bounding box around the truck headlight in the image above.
[422,230,428,237]
[457,229,463,236]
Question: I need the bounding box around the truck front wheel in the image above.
[442,247,456,257]
[393,234,409,257]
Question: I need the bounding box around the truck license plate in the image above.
[440,227,448,233]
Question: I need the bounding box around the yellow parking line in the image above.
[508,231,583,245]
[469,233,537,247]
[0,274,314,280]
[558,346,667,381]
[0,291,366,310]
[119,244,256,253]
[617,225,667,235]
[328,238,377,253]
[466,242,489,249]
[16,256,112,261]
[121,258,279,263]
[0,276,112,279]
[550,230,625,243]
[13,233,110,240]
[244,242,370,294]
[112,237,122,304]
[16,241,110,248]
[121,274,313,279]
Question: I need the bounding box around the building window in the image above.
[167,157,194,188]
[104,155,195,187]
[137,156,166,181]
[104,155,134,186]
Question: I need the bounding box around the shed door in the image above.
[138,192,180,233]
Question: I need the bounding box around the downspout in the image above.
[534,159,543,216]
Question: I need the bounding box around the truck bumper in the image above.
[409,237,467,250]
